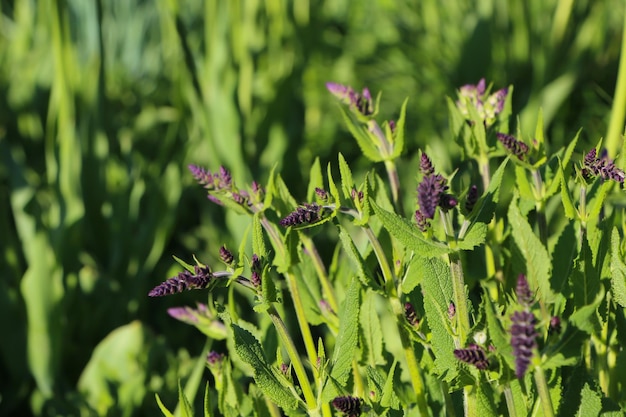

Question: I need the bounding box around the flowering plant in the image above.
[150,79,626,417]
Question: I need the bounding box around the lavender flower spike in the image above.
[510,310,538,379]
[331,396,362,417]
[515,273,533,307]
[149,266,213,297]
[417,174,447,219]
[279,203,323,227]
[454,344,489,370]
[496,133,529,160]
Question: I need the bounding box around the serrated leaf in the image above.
[419,256,458,380]
[577,383,602,416]
[204,383,212,417]
[360,289,384,366]
[515,165,534,201]
[370,200,450,258]
[541,325,586,371]
[570,288,604,335]
[155,394,175,417]
[381,361,401,409]
[323,278,361,400]
[231,324,299,411]
[307,157,324,202]
[178,380,195,417]
[559,164,576,219]
[610,227,626,308]
[389,98,408,159]
[586,181,612,224]
[457,222,487,250]
[327,163,341,212]
[571,234,602,307]
[252,213,268,259]
[551,222,577,296]
[337,224,376,288]
[562,129,580,169]
[338,105,383,162]
[534,108,545,147]
[469,157,508,228]
[338,152,354,199]
[353,174,372,226]
[476,379,497,417]
[507,379,527,417]
[173,255,195,272]
[482,294,514,371]
[508,194,555,303]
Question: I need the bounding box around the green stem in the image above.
[503,384,518,417]
[533,366,555,417]
[384,159,404,216]
[478,153,491,192]
[363,227,429,415]
[606,7,626,161]
[267,306,318,412]
[300,233,339,313]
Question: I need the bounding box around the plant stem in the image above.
[533,366,555,417]
[363,227,430,416]
[478,153,491,192]
[503,384,518,417]
[384,159,404,216]
[267,306,318,412]
[300,233,339,313]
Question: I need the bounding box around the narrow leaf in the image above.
[338,105,382,162]
[360,289,384,366]
[338,152,354,199]
[559,164,576,219]
[155,394,175,417]
[610,227,626,308]
[307,157,324,202]
[390,98,408,159]
[178,380,195,417]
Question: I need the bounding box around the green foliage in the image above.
[2,0,626,416]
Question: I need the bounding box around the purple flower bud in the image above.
[419,152,435,176]
[454,345,489,370]
[388,119,396,135]
[465,185,479,213]
[439,194,458,211]
[448,302,456,320]
[515,274,533,307]
[583,148,625,184]
[315,187,329,202]
[149,267,213,297]
[219,245,234,265]
[250,254,261,271]
[279,203,324,227]
[496,133,529,160]
[549,316,562,335]
[188,164,214,187]
[417,174,447,219]
[510,310,538,379]
[331,396,362,417]
[279,363,290,376]
[167,306,199,324]
[404,302,420,327]
[414,209,430,232]
[231,191,246,205]
[326,82,373,117]
[351,188,364,202]
[206,351,224,367]
[218,166,232,188]
[250,271,261,288]
[207,194,224,205]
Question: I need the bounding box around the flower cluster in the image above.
[464,185,479,213]
[148,265,213,297]
[454,344,489,370]
[188,164,265,209]
[279,203,324,227]
[456,78,508,126]
[219,245,235,266]
[326,82,374,117]
[581,148,625,184]
[250,254,262,288]
[510,274,538,379]
[496,133,529,160]
[415,152,457,229]
[404,302,420,327]
[331,395,362,417]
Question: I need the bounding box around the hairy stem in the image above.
[533,366,555,417]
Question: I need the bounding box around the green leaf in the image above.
[204,383,213,417]
[324,278,361,400]
[482,294,514,371]
[327,162,341,211]
[469,157,508,227]
[360,289,384,366]
[534,107,545,147]
[338,105,383,162]
[307,157,324,202]
[558,163,576,219]
[419,256,457,380]
[514,165,534,201]
[586,181,612,225]
[508,194,555,303]
[610,227,626,308]
[389,98,408,159]
[155,394,175,417]
[577,383,602,416]
[571,233,602,307]
[476,379,497,417]
[338,152,354,199]
[541,324,587,371]
[570,288,604,335]
[178,380,195,417]
[381,361,401,409]
[370,200,450,258]
[337,224,376,288]
[231,324,299,411]
[550,222,577,296]
[457,222,487,250]
[252,213,268,259]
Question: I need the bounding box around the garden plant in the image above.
[149,78,626,416]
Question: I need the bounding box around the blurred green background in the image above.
[0,0,623,415]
